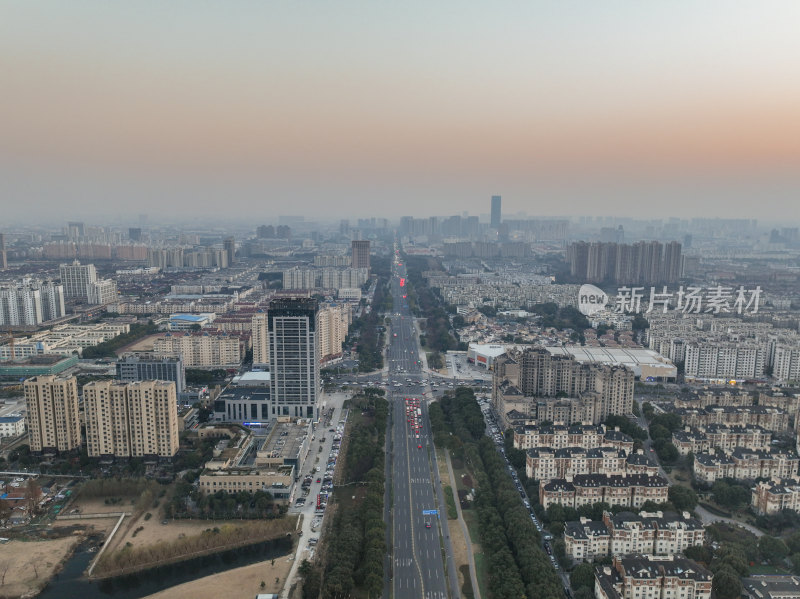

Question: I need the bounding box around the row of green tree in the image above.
[167,484,284,520]
[308,394,388,598]
[430,387,564,599]
[346,285,386,372]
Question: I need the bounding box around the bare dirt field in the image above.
[115,333,161,355]
[68,496,139,515]
[139,553,295,599]
[0,536,80,598]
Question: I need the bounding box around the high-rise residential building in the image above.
[224,237,236,266]
[87,278,118,305]
[128,227,142,241]
[116,353,186,394]
[251,312,269,367]
[568,241,682,285]
[351,240,370,271]
[24,375,81,453]
[84,380,179,458]
[59,260,100,299]
[318,303,351,362]
[492,347,634,426]
[491,195,502,228]
[66,221,85,240]
[269,297,320,419]
[0,279,65,326]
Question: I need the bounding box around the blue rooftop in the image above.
[0,416,23,423]
[170,314,206,322]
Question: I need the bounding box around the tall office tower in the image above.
[116,352,186,394]
[491,195,502,228]
[351,240,371,271]
[0,233,7,270]
[84,380,179,458]
[224,237,236,266]
[128,227,142,241]
[24,375,81,453]
[59,260,98,298]
[251,312,269,367]
[268,297,320,419]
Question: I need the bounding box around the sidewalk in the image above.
[444,450,481,599]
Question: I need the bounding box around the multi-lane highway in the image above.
[385,255,457,599]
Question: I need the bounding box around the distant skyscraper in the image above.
[224,237,236,266]
[66,221,85,240]
[491,195,502,228]
[0,233,7,270]
[351,240,370,271]
[268,297,320,419]
[128,227,142,241]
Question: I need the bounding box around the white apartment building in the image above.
[594,556,712,599]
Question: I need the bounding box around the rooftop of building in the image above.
[742,575,800,599]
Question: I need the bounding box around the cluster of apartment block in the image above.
[693,448,798,484]
[671,424,772,456]
[594,555,712,599]
[0,322,130,361]
[513,423,634,452]
[671,405,789,432]
[24,375,179,459]
[282,267,369,290]
[564,510,704,561]
[493,348,634,428]
[647,313,800,381]
[152,331,244,368]
[0,278,65,326]
[538,473,669,510]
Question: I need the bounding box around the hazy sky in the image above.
[2,1,800,223]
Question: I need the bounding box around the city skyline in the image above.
[2,2,800,222]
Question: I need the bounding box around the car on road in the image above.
[418,444,422,449]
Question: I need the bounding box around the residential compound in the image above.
[0,322,130,361]
[0,278,65,326]
[83,380,180,458]
[513,423,633,452]
[647,312,800,382]
[567,240,683,285]
[526,447,659,482]
[493,347,634,428]
[539,473,669,510]
[693,448,798,484]
[565,510,704,561]
[24,375,81,453]
[594,555,713,599]
[152,331,244,368]
[282,267,369,291]
[671,405,790,433]
[672,424,772,456]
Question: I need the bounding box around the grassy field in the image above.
[473,551,489,599]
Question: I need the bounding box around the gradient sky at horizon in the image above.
[2,1,800,223]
